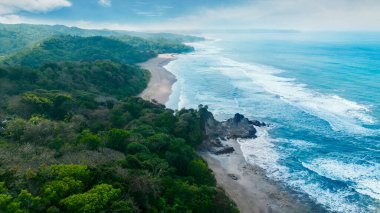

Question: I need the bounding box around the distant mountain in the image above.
[1,35,193,67]
[0,23,203,55]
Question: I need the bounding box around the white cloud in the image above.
[98,0,111,7]
[0,14,27,24]
[132,5,173,18]
[0,0,72,15]
[144,0,380,31]
[1,0,380,32]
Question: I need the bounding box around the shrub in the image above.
[60,184,121,213]
[105,129,131,152]
[77,130,101,150]
[4,118,27,141]
[42,177,84,204]
[127,142,149,154]
[109,199,137,213]
[187,159,216,186]
[40,164,90,182]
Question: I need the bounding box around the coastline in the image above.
[200,139,321,213]
[139,52,322,213]
[138,54,177,105]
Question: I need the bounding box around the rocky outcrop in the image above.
[199,105,266,155]
[210,146,235,155]
[222,113,259,139]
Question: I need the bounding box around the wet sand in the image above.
[138,54,177,105]
[200,139,323,213]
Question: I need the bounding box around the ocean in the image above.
[165,32,380,213]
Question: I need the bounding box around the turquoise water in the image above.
[166,32,380,212]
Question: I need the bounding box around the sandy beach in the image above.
[200,139,322,213]
[138,54,177,105]
[140,54,322,213]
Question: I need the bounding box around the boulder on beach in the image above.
[199,105,266,155]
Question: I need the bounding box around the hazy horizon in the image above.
[1,0,380,32]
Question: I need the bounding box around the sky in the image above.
[0,0,380,32]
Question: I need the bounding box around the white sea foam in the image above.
[185,41,377,136]
[219,58,375,135]
[238,127,367,212]
[165,41,379,212]
[272,138,319,149]
[238,128,287,176]
[302,158,380,201]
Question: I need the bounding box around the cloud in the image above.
[0,14,27,24]
[1,0,380,32]
[143,0,380,31]
[133,9,164,17]
[0,0,72,15]
[98,0,111,7]
[132,5,173,17]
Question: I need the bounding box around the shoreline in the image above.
[200,139,323,213]
[139,53,323,213]
[138,54,177,105]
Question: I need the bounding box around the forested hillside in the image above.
[2,35,193,67]
[0,61,149,117]
[0,63,238,212]
[0,24,238,212]
[0,23,202,55]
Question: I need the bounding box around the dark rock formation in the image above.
[199,105,266,155]
[211,146,235,155]
[222,113,258,139]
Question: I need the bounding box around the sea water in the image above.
[166,32,380,213]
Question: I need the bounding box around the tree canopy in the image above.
[0,24,238,213]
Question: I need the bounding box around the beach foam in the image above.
[302,158,380,201]
[219,58,376,135]
[238,127,368,212]
[187,42,377,136]
[166,40,380,212]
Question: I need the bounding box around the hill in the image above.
[0,60,149,118]
[0,60,238,212]
[0,24,238,212]
[0,23,203,55]
[2,35,193,67]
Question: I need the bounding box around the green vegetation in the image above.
[0,23,116,55]
[0,23,202,55]
[0,94,238,212]
[2,35,193,67]
[0,61,149,119]
[0,24,237,212]
[116,35,195,55]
